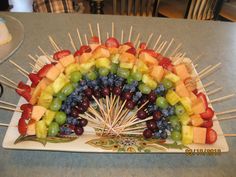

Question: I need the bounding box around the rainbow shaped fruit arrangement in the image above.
[7,33,218,146]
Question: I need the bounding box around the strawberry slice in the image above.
[18,118,28,135]
[53,50,71,60]
[126,47,136,55]
[21,106,32,120]
[192,89,198,95]
[139,49,159,58]
[139,42,147,50]
[37,64,53,78]
[89,36,99,44]
[29,73,41,86]
[201,120,213,128]
[200,107,214,120]
[105,37,120,48]
[74,45,92,57]
[159,57,173,71]
[206,128,217,144]
[197,92,208,109]
[16,82,32,102]
[124,42,134,48]
[20,103,33,111]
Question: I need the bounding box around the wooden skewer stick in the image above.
[128,25,133,42]
[145,33,153,48]
[111,22,114,37]
[211,93,235,103]
[28,54,43,67]
[155,41,165,53]
[0,75,17,86]
[9,60,29,75]
[0,123,10,127]
[0,100,17,107]
[133,33,140,47]
[199,63,222,79]
[223,134,236,137]
[97,23,101,44]
[216,109,236,116]
[48,36,61,51]
[68,32,77,51]
[137,40,141,48]
[215,115,236,121]
[192,54,203,64]
[198,65,212,75]
[163,38,174,56]
[0,105,22,112]
[84,34,88,46]
[170,43,182,57]
[194,64,198,68]
[203,81,215,88]
[29,63,39,72]
[121,29,124,44]
[88,23,94,37]
[17,69,28,78]
[207,87,222,96]
[76,28,83,46]
[106,32,109,39]
[153,34,162,51]
[158,41,167,53]
[38,46,53,62]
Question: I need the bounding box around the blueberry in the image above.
[162,109,169,117]
[154,131,161,138]
[160,131,168,139]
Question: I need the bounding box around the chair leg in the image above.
[184,0,193,18]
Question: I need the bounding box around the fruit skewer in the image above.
[68,32,77,51]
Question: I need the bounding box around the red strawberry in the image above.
[197,92,208,109]
[139,42,147,50]
[16,82,32,101]
[21,106,32,120]
[159,57,173,71]
[20,103,33,111]
[126,47,136,55]
[192,89,198,95]
[206,128,217,144]
[124,42,134,48]
[105,37,120,48]
[74,45,92,57]
[18,118,28,135]
[89,36,99,44]
[200,107,214,120]
[53,50,71,60]
[29,73,41,86]
[139,49,158,58]
[17,82,31,93]
[37,64,53,78]
[201,120,213,128]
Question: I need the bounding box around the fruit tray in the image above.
[1,24,230,153]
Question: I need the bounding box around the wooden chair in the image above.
[186,0,224,20]
[112,0,160,17]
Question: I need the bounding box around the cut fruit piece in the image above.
[119,52,136,64]
[92,46,110,59]
[105,37,119,48]
[18,118,27,135]
[201,120,213,128]
[166,90,180,106]
[120,62,134,69]
[175,81,190,97]
[180,97,193,115]
[31,105,47,121]
[119,45,131,54]
[43,110,56,126]
[78,52,92,64]
[206,128,217,144]
[193,127,207,144]
[189,91,198,104]
[53,50,71,60]
[165,73,180,83]
[95,57,111,69]
[52,73,69,94]
[150,65,164,82]
[65,63,80,76]
[36,120,47,139]
[37,91,53,108]
[27,119,36,135]
[139,52,158,65]
[55,62,64,73]
[191,114,204,127]
[37,64,53,78]
[142,74,157,90]
[200,107,214,120]
[136,60,149,73]
[182,125,193,145]
[45,66,61,81]
[178,113,190,125]
[59,54,75,67]
[173,64,190,81]
[192,98,206,114]
[197,92,208,109]
[79,61,95,74]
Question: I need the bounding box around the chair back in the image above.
[112,0,160,16]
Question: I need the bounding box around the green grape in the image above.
[169,116,181,131]
[86,70,98,80]
[138,83,151,94]
[127,76,134,84]
[117,67,130,79]
[99,67,110,76]
[50,98,62,111]
[156,97,169,109]
[47,122,59,136]
[61,83,75,96]
[55,111,67,125]
[162,78,173,89]
[131,71,142,81]
[70,71,82,83]
[110,63,118,74]
[171,131,182,141]
[56,92,67,101]
[175,105,186,116]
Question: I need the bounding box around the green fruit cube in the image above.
[36,120,47,139]
[38,91,53,108]
[43,110,56,126]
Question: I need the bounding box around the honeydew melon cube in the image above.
[36,120,47,139]
[142,74,157,90]
[193,127,207,144]
[165,73,180,83]
[59,54,75,67]
[52,73,69,94]
[182,126,193,145]
[31,106,47,121]
[166,90,180,106]
[95,58,111,69]
[43,110,56,126]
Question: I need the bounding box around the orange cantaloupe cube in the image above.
[189,91,198,104]
[27,119,36,135]
[46,66,61,81]
[192,98,206,114]
[139,52,158,65]
[119,45,131,53]
[193,127,207,144]
[31,106,47,121]
[89,44,99,51]
[92,46,110,59]
[176,81,190,97]
[191,114,204,127]
[174,64,190,81]
[59,54,75,67]
[55,62,64,73]
[150,65,164,82]
[120,52,136,64]
[108,47,119,54]
[78,52,92,64]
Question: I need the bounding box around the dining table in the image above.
[0,12,236,177]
